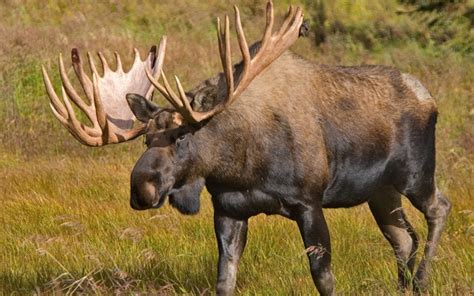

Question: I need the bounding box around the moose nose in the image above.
[130,195,145,210]
[130,181,149,210]
[130,169,160,210]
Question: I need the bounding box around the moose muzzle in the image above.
[130,148,175,210]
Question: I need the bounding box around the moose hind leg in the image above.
[407,188,451,292]
[368,187,418,290]
[296,206,335,296]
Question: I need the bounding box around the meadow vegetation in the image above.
[0,0,472,294]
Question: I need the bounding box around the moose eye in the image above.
[176,134,187,143]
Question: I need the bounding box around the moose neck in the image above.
[184,51,322,191]
[189,106,266,192]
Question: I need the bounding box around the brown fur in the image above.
[189,51,437,192]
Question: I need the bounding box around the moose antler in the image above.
[42,38,167,146]
[146,0,303,124]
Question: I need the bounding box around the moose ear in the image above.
[126,93,161,123]
[192,85,218,112]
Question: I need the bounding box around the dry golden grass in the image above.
[0,0,472,294]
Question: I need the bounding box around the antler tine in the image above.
[133,48,141,63]
[59,53,96,123]
[87,52,100,79]
[288,7,304,34]
[161,70,184,108]
[71,48,94,104]
[174,76,200,123]
[174,76,189,107]
[277,6,295,36]
[154,39,167,76]
[144,39,166,99]
[97,51,111,73]
[42,66,68,118]
[49,102,71,132]
[216,17,226,73]
[222,15,234,103]
[145,68,179,110]
[92,73,108,130]
[234,6,250,77]
[261,0,275,45]
[114,51,123,72]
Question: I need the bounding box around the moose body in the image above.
[129,51,451,295]
[43,2,451,295]
[186,52,429,213]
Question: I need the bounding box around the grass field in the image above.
[0,0,473,294]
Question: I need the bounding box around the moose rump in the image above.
[310,66,440,209]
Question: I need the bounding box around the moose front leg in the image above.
[214,213,248,296]
[296,206,335,296]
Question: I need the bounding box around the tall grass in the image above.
[1,0,472,294]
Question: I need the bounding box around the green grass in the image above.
[1,0,473,294]
[1,155,472,294]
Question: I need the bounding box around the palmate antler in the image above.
[146,0,303,124]
[42,38,167,146]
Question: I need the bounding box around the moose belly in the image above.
[321,190,372,208]
[320,157,389,208]
[211,189,293,219]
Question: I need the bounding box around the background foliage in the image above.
[0,0,472,294]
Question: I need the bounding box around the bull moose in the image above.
[42,1,451,295]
